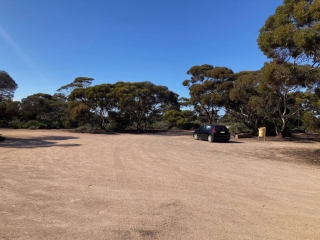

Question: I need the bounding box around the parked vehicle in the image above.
[193,124,230,142]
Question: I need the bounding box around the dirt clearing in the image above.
[1,129,320,239]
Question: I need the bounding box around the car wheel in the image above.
[224,139,230,142]
[207,135,213,142]
[193,133,199,140]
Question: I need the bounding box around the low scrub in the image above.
[227,122,251,134]
[23,120,47,129]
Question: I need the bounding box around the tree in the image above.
[1,100,20,122]
[112,82,179,131]
[56,77,94,128]
[252,62,319,137]
[57,77,94,97]
[47,93,69,128]
[299,86,320,132]
[0,71,18,100]
[182,64,234,124]
[229,71,262,130]
[68,84,115,130]
[258,0,320,67]
[163,109,197,129]
[257,0,320,136]
[20,93,53,122]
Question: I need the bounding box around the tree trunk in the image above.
[274,118,287,138]
[279,118,287,138]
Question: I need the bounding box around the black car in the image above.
[193,124,230,142]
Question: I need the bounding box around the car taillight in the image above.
[212,126,217,134]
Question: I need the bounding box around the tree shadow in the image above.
[147,130,194,136]
[218,140,244,144]
[0,135,80,149]
[263,134,320,143]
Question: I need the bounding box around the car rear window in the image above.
[215,125,228,131]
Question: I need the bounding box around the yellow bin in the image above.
[258,127,266,141]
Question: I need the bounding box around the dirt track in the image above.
[0,129,320,240]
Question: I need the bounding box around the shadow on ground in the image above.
[0,135,80,149]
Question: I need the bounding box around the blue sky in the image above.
[0,0,283,101]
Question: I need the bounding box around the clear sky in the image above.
[0,0,283,101]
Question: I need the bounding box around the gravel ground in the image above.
[0,129,320,240]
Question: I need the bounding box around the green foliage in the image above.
[76,123,101,132]
[0,120,6,127]
[147,121,170,130]
[227,122,251,134]
[302,111,320,132]
[163,109,198,129]
[8,119,23,129]
[290,126,306,133]
[20,93,53,121]
[57,77,94,97]
[0,70,18,100]
[23,120,47,129]
[183,64,234,124]
[258,0,320,66]
[66,81,180,131]
[251,62,319,137]
[229,71,262,129]
[111,81,179,130]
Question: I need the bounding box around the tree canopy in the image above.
[0,71,18,100]
[258,0,320,66]
[183,64,234,124]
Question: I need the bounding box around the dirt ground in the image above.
[0,129,320,240]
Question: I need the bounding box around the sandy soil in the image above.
[0,129,320,240]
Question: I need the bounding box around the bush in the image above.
[8,119,23,129]
[105,121,121,131]
[227,122,251,134]
[148,121,170,130]
[23,120,47,129]
[76,123,100,132]
[302,112,320,132]
[176,119,202,130]
[0,120,7,128]
[290,126,306,133]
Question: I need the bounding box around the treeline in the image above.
[0,67,319,137]
[1,0,320,137]
[0,78,189,132]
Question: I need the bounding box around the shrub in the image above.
[148,121,170,130]
[8,119,23,129]
[290,126,306,133]
[302,112,320,132]
[227,122,251,134]
[0,120,7,128]
[23,120,47,129]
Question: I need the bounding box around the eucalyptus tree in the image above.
[0,71,18,100]
[1,100,21,122]
[47,93,69,128]
[68,84,115,130]
[254,62,319,137]
[163,109,197,129]
[112,81,179,130]
[299,82,320,131]
[258,0,320,67]
[20,93,53,123]
[182,64,234,124]
[257,0,320,136]
[229,71,262,129]
[57,77,94,97]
